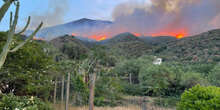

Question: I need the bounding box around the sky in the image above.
[0,0,150,31]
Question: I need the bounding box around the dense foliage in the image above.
[154,29,220,63]
[0,94,51,110]
[1,28,220,109]
[0,32,54,100]
[177,85,220,110]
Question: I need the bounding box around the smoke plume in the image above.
[109,0,220,37]
[29,0,69,29]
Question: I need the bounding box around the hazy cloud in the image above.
[110,0,220,36]
[29,0,69,29]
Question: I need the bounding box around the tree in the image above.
[0,0,43,69]
[0,40,54,100]
[139,63,185,96]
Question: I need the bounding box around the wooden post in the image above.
[141,97,147,110]
[89,72,96,110]
[53,78,57,104]
[65,73,70,110]
[61,75,65,110]
[129,73,132,84]
[61,75,65,103]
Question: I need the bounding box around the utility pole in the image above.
[89,72,96,110]
[65,73,70,110]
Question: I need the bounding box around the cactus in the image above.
[0,1,43,69]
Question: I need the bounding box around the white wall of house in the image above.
[153,58,162,65]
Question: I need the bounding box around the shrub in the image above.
[177,85,220,110]
[0,94,51,110]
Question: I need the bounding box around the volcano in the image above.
[30,18,113,40]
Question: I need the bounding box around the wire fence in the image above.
[51,74,175,110]
[53,96,174,110]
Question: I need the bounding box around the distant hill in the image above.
[48,27,220,62]
[50,35,89,60]
[29,18,112,40]
[140,36,177,46]
[101,32,153,58]
[154,29,220,62]
[101,32,140,44]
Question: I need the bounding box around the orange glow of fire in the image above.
[72,33,77,36]
[133,33,141,37]
[33,37,45,41]
[176,34,184,39]
[90,35,107,41]
[151,31,187,39]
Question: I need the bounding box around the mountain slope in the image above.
[50,35,89,60]
[32,18,112,40]
[140,36,177,46]
[154,29,220,62]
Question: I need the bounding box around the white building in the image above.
[153,58,162,65]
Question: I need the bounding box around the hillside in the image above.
[140,36,177,46]
[50,35,89,60]
[49,29,220,62]
[154,29,220,62]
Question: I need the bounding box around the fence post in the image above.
[53,78,57,104]
[89,72,96,110]
[61,75,65,110]
[61,75,65,103]
[65,73,70,110]
[141,97,147,110]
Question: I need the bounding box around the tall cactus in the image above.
[0,0,43,69]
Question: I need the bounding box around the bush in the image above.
[0,94,51,110]
[177,85,220,110]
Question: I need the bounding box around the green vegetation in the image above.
[177,85,220,110]
[208,63,220,86]
[0,94,51,110]
[0,1,220,109]
[0,0,43,69]
[153,29,220,63]
[1,30,220,109]
[0,32,54,99]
